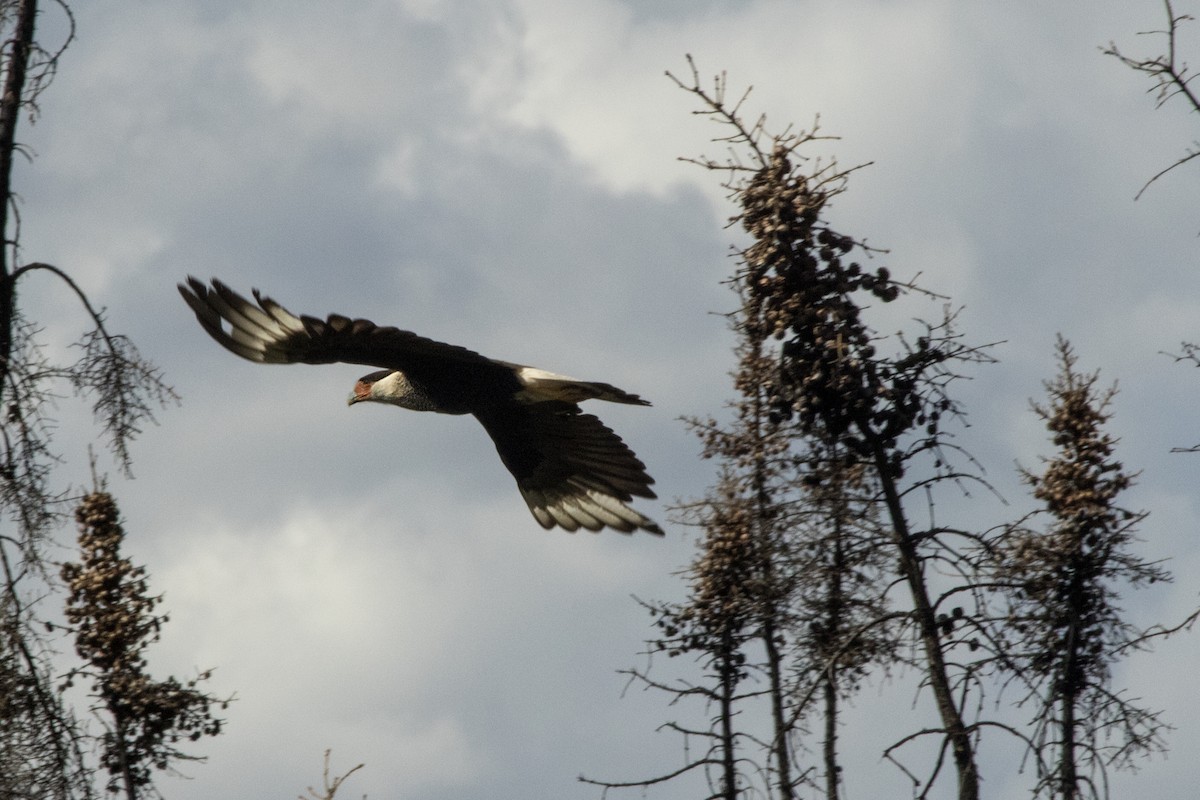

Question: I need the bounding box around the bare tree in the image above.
[594,59,998,800]
[668,222,811,800]
[789,447,897,800]
[0,592,93,800]
[611,473,780,800]
[582,65,832,800]
[0,2,182,797]
[1103,0,1199,200]
[664,59,996,800]
[1105,2,1200,451]
[990,338,1172,800]
[60,490,230,800]
[299,750,365,800]
[583,374,797,797]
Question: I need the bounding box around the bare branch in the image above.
[1103,0,1200,199]
[299,750,365,800]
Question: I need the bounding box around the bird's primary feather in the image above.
[178,277,662,535]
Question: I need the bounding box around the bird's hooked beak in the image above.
[348,379,372,406]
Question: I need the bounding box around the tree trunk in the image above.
[718,627,739,800]
[869,437,980,800]
[1057,567,1085,800]
[0,0,37,389]
[751,428,794,798]
[761,610,794,800]
[822,525,846,800]
[823,676,840,800]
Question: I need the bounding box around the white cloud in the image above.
[483,0,981,200]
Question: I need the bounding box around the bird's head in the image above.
[348,369,436,411]
[348,369,398,406]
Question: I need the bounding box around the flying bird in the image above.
[178,277,662,535]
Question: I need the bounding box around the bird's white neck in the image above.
[370,370,440,412]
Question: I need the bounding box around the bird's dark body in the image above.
[287,316,525,415]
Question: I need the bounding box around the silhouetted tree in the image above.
[1104,1,1200,451]
[660,57,998,800]
[789,446,896,800]
[299,750,365,800]
[61,490,229,799]
[594,59,988,800]
[1103,0,1199,201]
[991,338,1171,800]
[717,102,993,800]
[0,2,182,797]
[584,195,805,797]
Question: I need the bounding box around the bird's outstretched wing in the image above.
[473,402,661,535]
[178,276,521,411]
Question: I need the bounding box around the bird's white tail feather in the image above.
[513,366,648,406]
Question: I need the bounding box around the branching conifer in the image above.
[0,3,182,797]
[666,57,995,800]
[61,490,230,799]
[593,59,989,800]
[991,338,1172,800]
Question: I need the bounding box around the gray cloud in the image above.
[13,1,1200,798]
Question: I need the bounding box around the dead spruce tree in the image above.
[61,490,228,800]
[789,446,896,800]
[991,338,1172,800]
[746,153,991,800]
[666,61,995,800]
[589,61,977,800]
[0,2,179,797]
[583,238,803,798]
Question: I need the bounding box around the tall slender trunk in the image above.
[113,712,139,800]
[751,450,794,798]
[1059,692,1078,800]
[1057,566,1085,799]
[823,677,839,800]
[745,317,795,800]
[822,521,846,800]
[761,610,794,800]
[0,0,38,391]
[718,627,739,800]
[868,436,980,800]
[0,4,77,793]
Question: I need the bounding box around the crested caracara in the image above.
[178,278,661,535]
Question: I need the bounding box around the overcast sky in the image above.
[16,1,1200,798]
